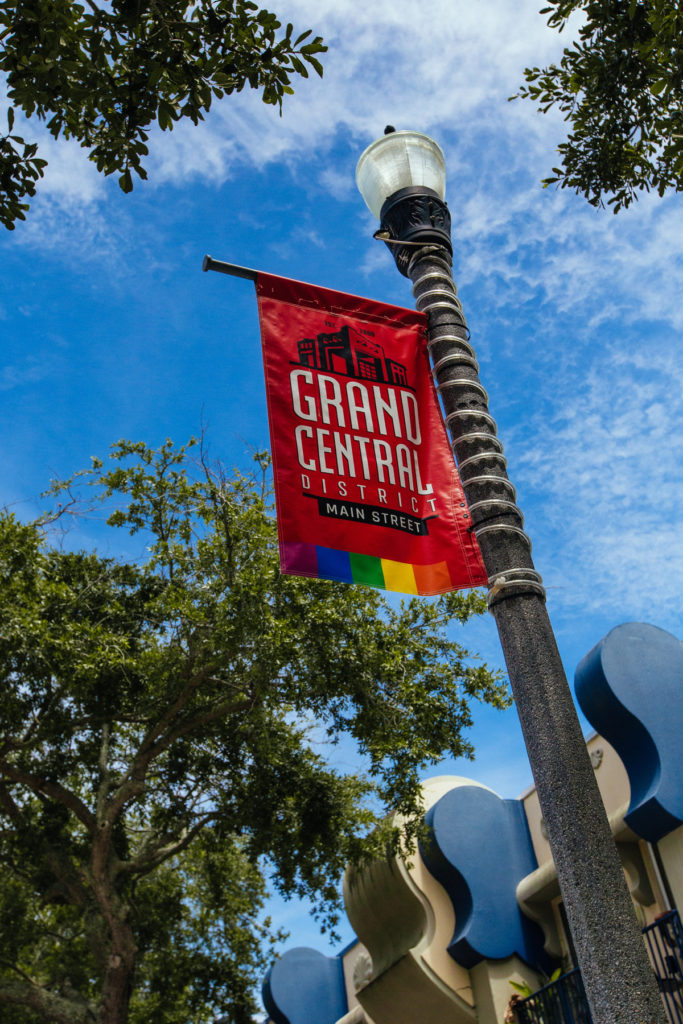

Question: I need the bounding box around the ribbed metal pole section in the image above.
[408,245,666,1024]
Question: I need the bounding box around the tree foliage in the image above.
[0,0,326,229]
[514,0,683,211]
[0,439,508,1024]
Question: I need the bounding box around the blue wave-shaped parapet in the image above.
[262,947,347,1024]
[421,784,551,972]
[575,621,683,842]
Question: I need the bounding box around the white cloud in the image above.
[0,357,52,392]
[106,0,570,193]
[37,135,105,204]
[512,341,683,623]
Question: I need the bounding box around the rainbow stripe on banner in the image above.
[282,541,454,596]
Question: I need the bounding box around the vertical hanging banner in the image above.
[256,272,486,596]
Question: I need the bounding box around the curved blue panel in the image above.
[262,947,347,1024]
[575,621,683,842]
[421,785,551,972]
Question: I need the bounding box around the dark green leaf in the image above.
[514,0,683,210]
[0,0,326,226]
[118,168,133,192]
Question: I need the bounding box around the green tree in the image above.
[0,0,326,229]
[513,0,683,211]
[0,439,509,1024]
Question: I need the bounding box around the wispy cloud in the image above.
[512,341,683,625]
[0,357,52,391]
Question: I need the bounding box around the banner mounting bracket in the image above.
[202,255,258,281]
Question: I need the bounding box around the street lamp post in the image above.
[356,129,667,1024]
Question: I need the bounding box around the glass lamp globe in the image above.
[355,130,447,219]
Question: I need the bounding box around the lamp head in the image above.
[356,130,447,218]
[355,130,452,275]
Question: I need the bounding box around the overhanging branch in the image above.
[0,763,96,832]
[0,974,95,1024]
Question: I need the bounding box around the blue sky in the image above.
[2,0,683,966]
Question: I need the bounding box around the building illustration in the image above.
[295,326,411,388]
[263,623,683,1024]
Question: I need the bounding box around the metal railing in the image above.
[514,968,591,1024]
[644,910,683,1024]
[516,910,683,1024]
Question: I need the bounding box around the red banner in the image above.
[256,273,486,596]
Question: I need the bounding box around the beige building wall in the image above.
[522,732,631,869]
[656,825,683,911]
[269,731,683,1024]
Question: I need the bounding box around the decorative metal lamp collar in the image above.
[355,127,452,276]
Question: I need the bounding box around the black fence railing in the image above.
[644,909,683,1024]
[516,909,683,1024]
[514,968,591,1024]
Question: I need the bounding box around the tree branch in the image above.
[43,847,89,909]
[133,662,214,761]
[122,811,216,877]
[96,722,112,824]
[0,975,95,1024]
[104,662,236,822]
[103,689,250,834]
[147,693,252,760]
[0,763,96,832]
[0,779,24,823]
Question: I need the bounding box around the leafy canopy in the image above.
[0,439,508,1024]
[0,0,326,229]
[513,0,683,211]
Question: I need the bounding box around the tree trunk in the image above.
[98,927,136,1024]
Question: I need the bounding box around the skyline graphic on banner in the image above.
[294,324,411,389]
